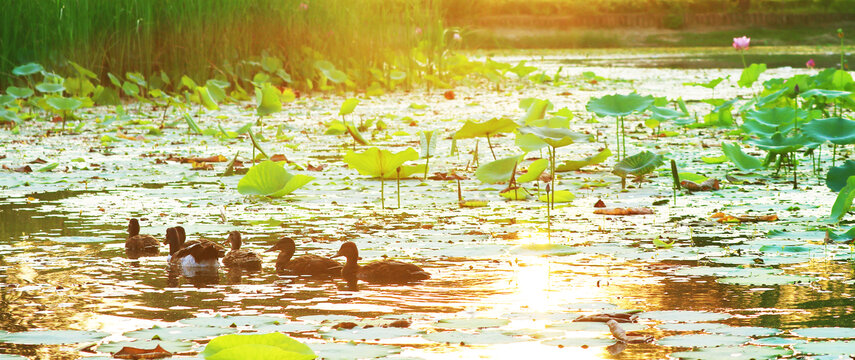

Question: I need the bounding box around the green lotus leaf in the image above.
[519,98,552,124]
[586,93,654,117]
[6,86,33,99]
[517,158,548,183]
[683,76,727,89]
[721,142,764,171]
[556,148,612,172]
[803,117,855,145]
[827,160,855,192]
[670,345,791,360]
[256,83,282,117]
[510,61,537,78]
[748,132,810,154]
[197,86,219,111]
[737,63,766,88]
[800,88,852,99]
[201,332,315,360]
[454,118,518,139]
[517,126,591,148]
[339,98,359,116]
[12,63,43,76]
[832,69,855,90]
[538,190,575,203]
[46,97,82,111]
[612,151,664,178]
[237,161,312,197]
[0,330,107,345]
[0,110,22,124]
[515,132,548,152]
[649,106,686,121]
[475,155,522,184]
[36,82,64,93]
[343,147,419,179]
[68,61,96,79]
[830,175,855,223]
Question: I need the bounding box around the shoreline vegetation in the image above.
[1,0,854,92]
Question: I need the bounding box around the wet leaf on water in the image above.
[556,148,612,172]
[179,315,282,328]
[320,326,420,341]
[791,327,855,339]
[113,344,172,359]
[435,318,509,329]
[124,325,236,341]
[0,330,108,345]
[593,208,654,216]
[670,345,792,359]
[423,330,523,345]
[98,340,194,354]
[538,190,575,203]
[636,310,731,323]
[716,274,815,285]
[707,326,780,337]
[309,342,399,360]
[793,340,855,355]
[657,334,749,348]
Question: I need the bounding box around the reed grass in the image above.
[0,0,441,89]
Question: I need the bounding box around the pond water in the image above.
[1,48,855,359]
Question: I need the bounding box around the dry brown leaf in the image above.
[191,162,214,171]
[306,163,327,172]
[443,90,455,100]
[594,199,606,208]
[593,207,654,215]
[28,158,47,164]
[681,178,720,191]
[270,154,289,162]
[113,344,172,359]
[710,212,778,223]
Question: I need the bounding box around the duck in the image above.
[125,218,160,257]
[266,237,342,277]
[333,241,430,284]
[222,231,262,271]
[166,226,225,268]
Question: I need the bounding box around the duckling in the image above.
[125,218,159,257]
[333,241,430,284]
[167,226,225,268]
[222,231,262,271]
[266,237,341,277]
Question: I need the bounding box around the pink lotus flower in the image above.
[452,33,462,41]
[415,27,422,36]
[299,2,308,10]
[732,36,750,51]
[806,58,816,69]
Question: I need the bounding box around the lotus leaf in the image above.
[36,82,64,93]
[12,63,43,76]
[5,86,33,99]
[721,142,764,171]
[339,98,359,116]
[46,97,82,111]
[201,332,315,360]
[556,148,612,172]
[748,132,810,154]
[475,155,522,184]
[612,151,664,179]
[343,147,422,179]
[517,126,590,148]
[237,161,314,197]
[803,117,855,145]
[827,160,855,191]
[830,175,855,223]
[737,63,766,88]
[256,83,282,117]
[453,118,518,139]
[586,93,654,117]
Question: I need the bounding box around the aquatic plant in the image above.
[586,93,653,160]
[343,147,424,208]
[732,35,750,68]
[237,161,314,198]
[201,332,316,360]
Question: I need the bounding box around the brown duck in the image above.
[166,226,225,268]
[125,218,159,257]
[266,237,342,276]
[334,241,430,284]
[222,231,262,271]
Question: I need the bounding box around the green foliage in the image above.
[826,160,855,192]
[516,126,591,148]
[474,155,522,184]
[737,63,767,88]
[830,175,855,223]
[256,83,282,117]
[453,118,518,139]
[612,151,664,179]
[201,332,316,360]
[237,161,314,197]
[343,147,424,179]
[586,93,654,117]
[340,98,359,116]
[556,148,612,172]
[721,143,764,171]
[802,117,855,145]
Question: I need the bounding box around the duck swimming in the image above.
[166,226,225,268]
[334,241,430,284]
[266,237,341,277]
[222,231,262,271]
[125,218,159,258]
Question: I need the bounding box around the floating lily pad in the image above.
[541,337,615,348]
[547,322,647,332]
[0,330,108,345]
[97,339,194,353]
[508,243,580,256]
[321,327,420,341]
[297,315,358,324]
[709,326,780,337]
[670,345,792,359]
[124,325,236,341]
[794,340,855,355]
[657,334,749,347]
[435,318,509,329]
[0,355,28,360]
[637,311,731,323]
[657,323,727,332]
[750,336,806,346]
[255,323,318,334]
[672,266,782,277]
[716,274,815,286]
[791,327,855,339]
[179,315,282,328]
[310,342,400,359]
[423,330,523,345]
